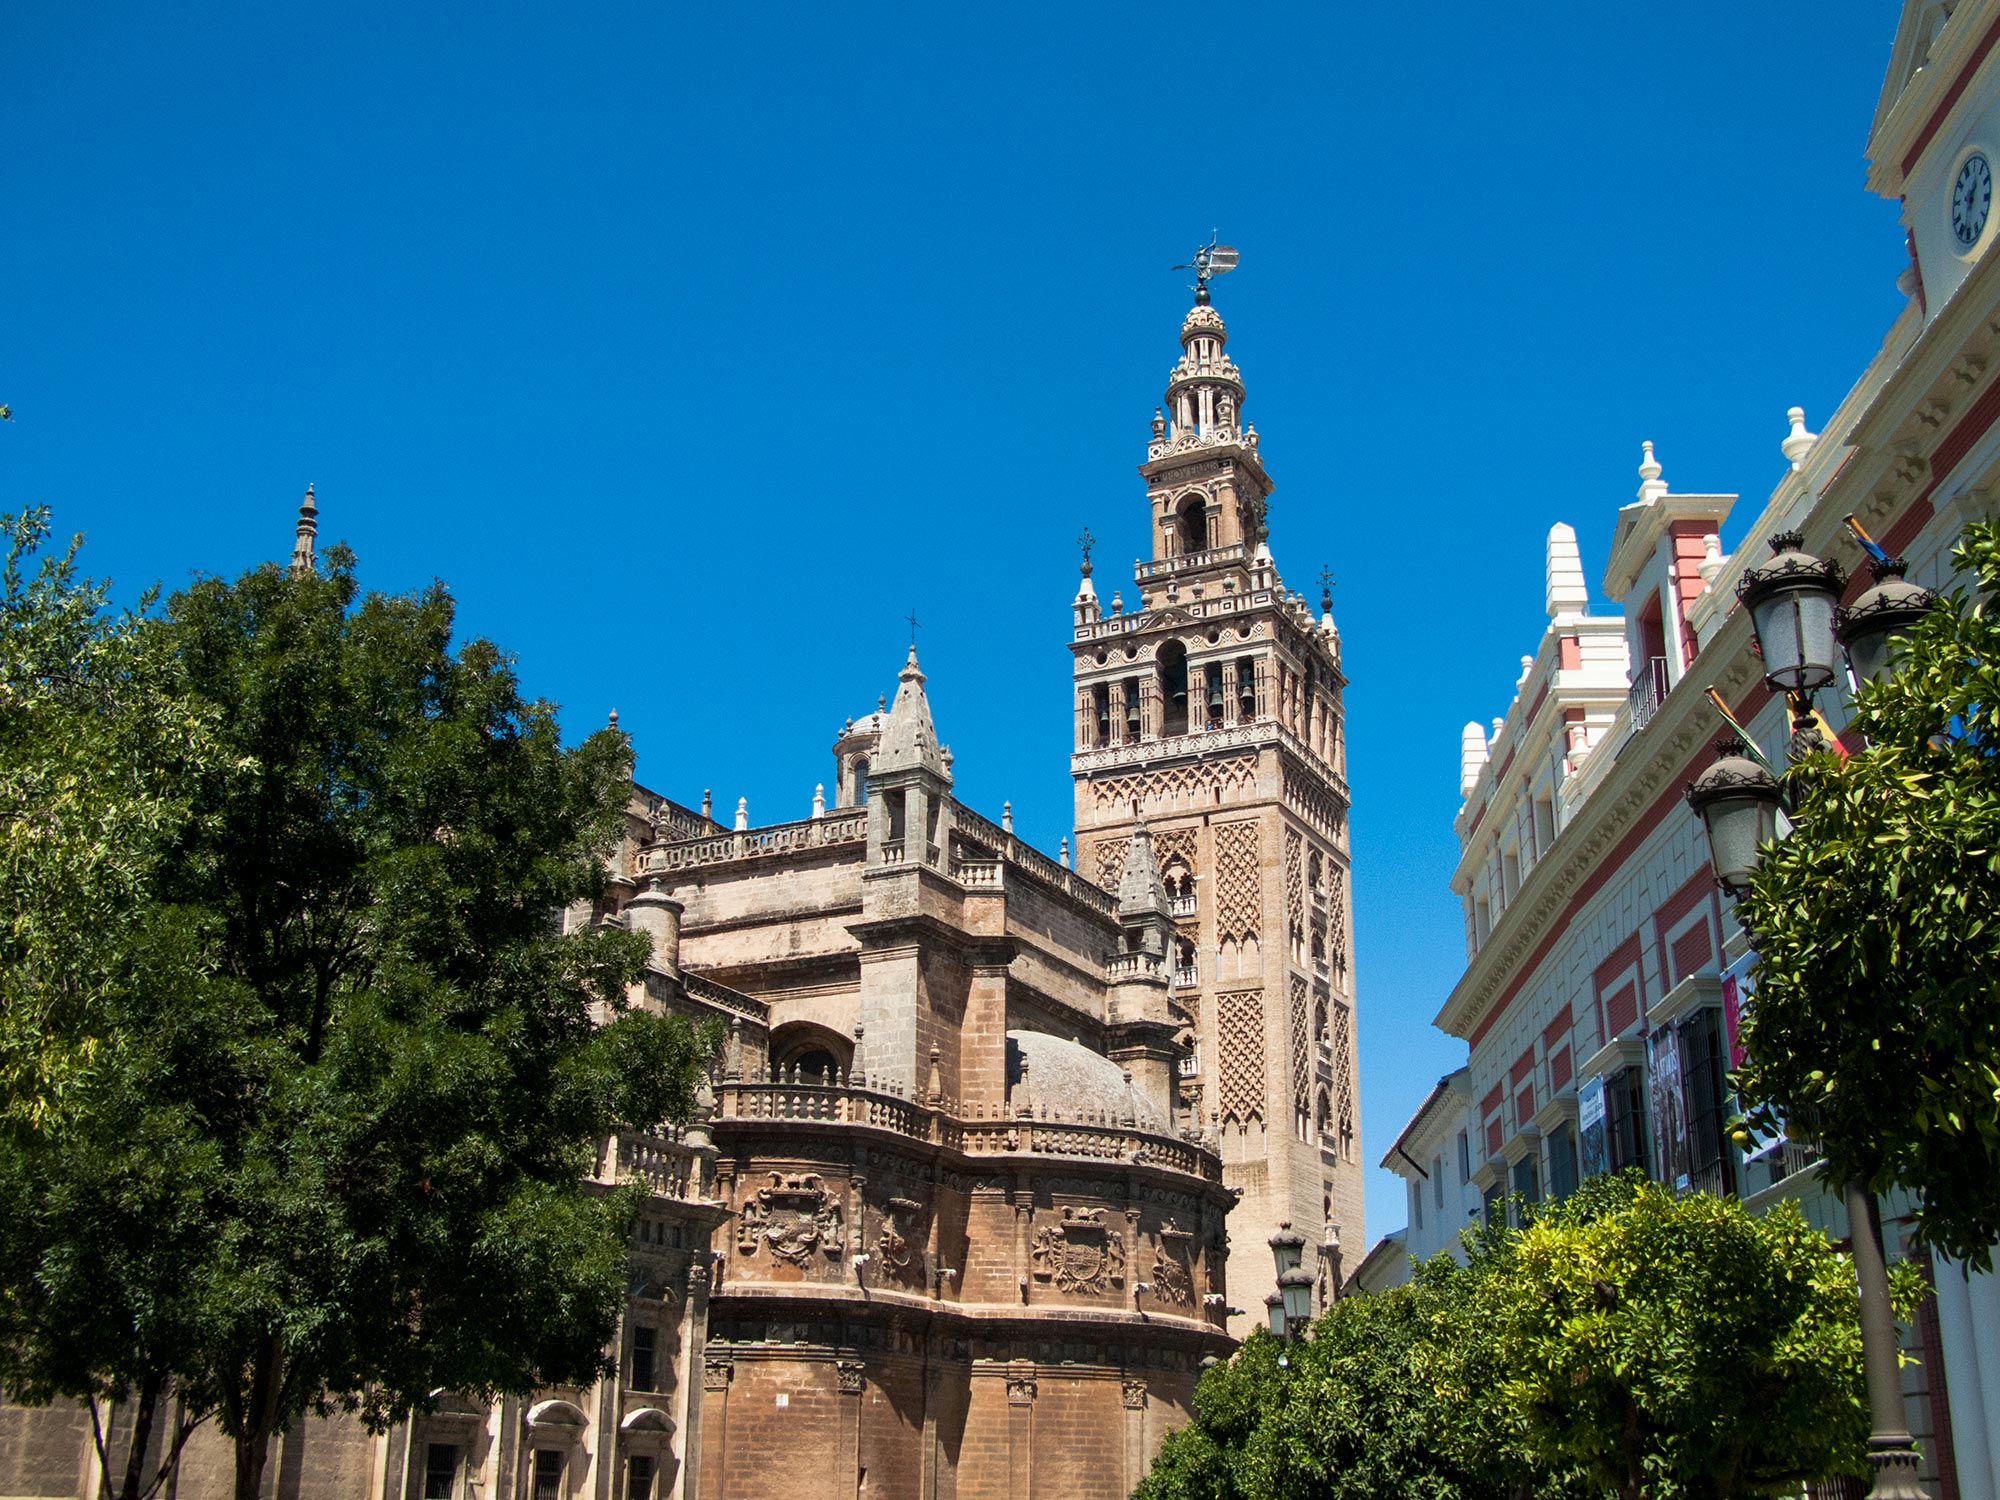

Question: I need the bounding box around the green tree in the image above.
[0,542,712,1500]
[1737,521,2000,1267]
[0,507,217,1124]
[1135,1177,1892,1500]
[1482,1174,1891,1500]
[1135,1254,1537,1500]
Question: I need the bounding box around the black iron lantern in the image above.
[1738,531,1845,692]
[1685,738,1785,895]
[1279,1265,1315,1330]
[1838,555,1938,688]
[1264,1292,1286,1338]
[1267,1221,1305,1276]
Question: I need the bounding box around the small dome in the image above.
[1006,1030,1166,1134]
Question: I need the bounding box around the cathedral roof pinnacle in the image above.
[289,483,318,576]
[875,647,949,780]
[1116,818,1174,922]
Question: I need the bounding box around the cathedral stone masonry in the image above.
[0,296,1335,1499]
[1071,294,1364,1337]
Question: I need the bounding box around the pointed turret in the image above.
[289,484,318,576]
[1117,818,1175,945]
[875,646,950,781]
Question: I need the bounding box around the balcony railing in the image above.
[1169,894,1198,918]
[1627,655,1671,732]
[712,1075,1222,1182]
[1135,543,1247,584]
[1173,964,1199,989]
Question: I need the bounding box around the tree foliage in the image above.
[0,507,218,1124]
[0,539,713,1500]
[1737,520,2000,1267]
[1138,1176,1888,1500]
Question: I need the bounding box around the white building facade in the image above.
[1382,4,2000,1493]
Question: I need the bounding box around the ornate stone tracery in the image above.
[1215,987,1265,1122]
[1288,974,1311,1111]
[1213,821,1261,943]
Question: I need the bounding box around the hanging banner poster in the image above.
[1649,1026,1691,1194]
[1720,951,1754,1073]
[1578,1073,1608,1181]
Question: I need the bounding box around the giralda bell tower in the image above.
[1068,254,1361,1336]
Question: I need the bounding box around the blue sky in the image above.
[2,4,1910,1238]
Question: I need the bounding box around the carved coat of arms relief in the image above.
[1030,1205,1127,1296]
[737,1172,844,1265]
[1150,1218,1196,1307]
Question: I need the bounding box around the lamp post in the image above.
[1267,1221,1308,1341]
[1687,530,1926,1499]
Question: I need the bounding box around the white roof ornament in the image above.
[1781,406,1819,471]
[1637,441,1668,503]
[1545,522,1589,618]
[1459,721,1489,798]
[1698,533,1728,592]
[734,797,749,832]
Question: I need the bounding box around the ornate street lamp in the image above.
[1278,1266,1315,1333]
[1684,739,1785,895]
[1738,530,1845,693]
[1692,529,1926,1499]
[1267,1221,1307,1340]
[1839,553,1939,689]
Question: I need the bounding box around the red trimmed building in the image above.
[1380,3,2000,1493]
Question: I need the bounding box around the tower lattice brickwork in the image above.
[1069,290,1362,1335]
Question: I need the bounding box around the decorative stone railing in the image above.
[1135,543,1247,583]
[596,1128,714,1201]
[644,809,868,875]
[950,801,1115,917]
[713,1077,1222,1183]
[954,858,1003,889]
[681,970,769,1026]
[1173,965,1199,989]
[1069,720,1351,807]
[1169,894,1198,918]
[1105,952,1166,981]
[879,839,906,866]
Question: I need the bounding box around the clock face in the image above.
[1953,153,1992,249]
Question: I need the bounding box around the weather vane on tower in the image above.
[1172,233,1239,305]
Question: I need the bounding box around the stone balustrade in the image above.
[645,809,868,874]
[1135,542,1247,583]
[950,801,1115,916]
[596,1127,715,1201]
[713,1077,1221,1183]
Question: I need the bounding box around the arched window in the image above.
[1157,641,1189,737]
[849,756,870,806]
[1176,495,1207,556]
[1314,999,1328,1044]
[1162,858,1193,903]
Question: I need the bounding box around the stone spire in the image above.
[1117,818,1175,930]
[1545,522,1589,618]
[875,646,950,782]
[289,484,318,576]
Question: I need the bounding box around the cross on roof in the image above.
[906,607,922,646]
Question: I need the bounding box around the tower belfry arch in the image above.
[1069,264,1362,1336]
